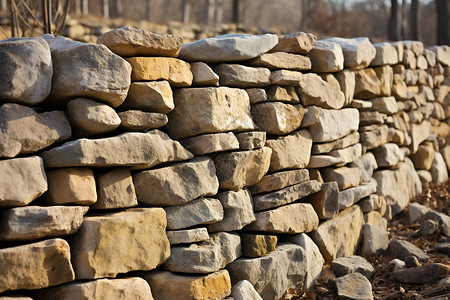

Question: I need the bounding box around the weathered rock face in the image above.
[120,81,174,114]
[361,224,389,255]
[133,157,219,206]
[236,131,266,150]
[179,33,278,63]
[249,52,311,71]
[227,243,307,300]
[144,269,231,300]
[269,69,303,85]
[0,156,48,208]
[191,62,220,86]
[308,181,340,220]
[0,37,52,105]
[373,143,404,168]
[213,64,271,88]
[166,228,210,245]
[335,273,373,300]
[229,280,263,300]
[249,169,310,195]
[241,234,277,257]
[321,166,361,190]
[297,73,345,109]
[41,130,193,169]
[339,179,377,210]
[324,37,376,69]
[331,256,374,279]
[0,238,75,293]
[271,31,317,54]
[44,35,131,107]
[308,41,344,73]
[167,87,254,139]
[266,85,300,103]
[0,103,71,158]
[118,110,167,131]
[181,132,240,155]
[251,102,303,135]
[308,108,359,143]
[312,131,360,154]
[71,208,170,279]
[355,68,381,99]
[97,26,183,57]
[371,42,399,66]
[0,206,88,241]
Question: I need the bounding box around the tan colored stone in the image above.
[373,143,405,168]
[329,142,361,166]
[118,110,167,131]
[308,181,339,220]
[309,108,359,143]
[312,131,360,154]
[249,52,311,71]
[271,32,317,54]
[324,37,376,69]
[246,88,267,103]
[308,41,344,73]
[236,131,266,150]
[369,96,398,115]
[355,68,381,99]
[322,167,361,190]
[409,121,432,154]
[374,65,393,97]
[241,234,277,257]
[266,85,300,103]
[335,69,356,106]
[120,81,174,113]
[46,167,97,205]
[371,42,399,66]
[166,228,210,245]
[360,124,390,152]
[403,49,417,69]
[297,73,345,109]
[249,169,310,195]
[191,62,219,86]
[269,70,303,86]
[181,132,239,155]
[125,57,192,87]
[306,155,345,168]
[213,64,271,88]
[252,102,303,135]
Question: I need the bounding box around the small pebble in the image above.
[405,256,420,268]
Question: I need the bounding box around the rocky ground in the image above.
[283,179,450,300]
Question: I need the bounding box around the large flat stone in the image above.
[249,169,310,195]
[322,167,361,190]
[323,37,376,69]
[118,110,168,131]
[40,130,193,169]
[271,31,317,54]
[339,179,377,210]
[297,73,345,109]
[308,40,344,72]
[119,81,174,114]
[251,102,303,135]
[180,132,240,155]
[166,228,210,245]
[312,131,360,154]
[213,64,271,88]
[309,108,359,143]
[167,87,254,139]
[71,208,170,279]
[249,52,311,71]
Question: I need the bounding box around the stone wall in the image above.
[0,26,449,300]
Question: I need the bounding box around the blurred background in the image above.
[0,0,448,46]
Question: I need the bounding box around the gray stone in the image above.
[339,179,378,211]
[120,81,174,114]
[236,131,266,150]
[331,256,374,279]
[439,276,450,287]
[118,110,168,131]
[405,256,420,268]
[166,228,210,245]
[249,52,311,71]
[335,273,373,300]
[229,280,262,300]
[373,143,404,168]
[191,61,220,87]
[324,37,376,69]
[309,108,359,143]
[409,202,430,224]
[251,102,303,135]
[312,131,360,154]
[308,40,344,73]
[386,239,429,262]
[308,181,339,220]
[423,209,450,238]
[249,169,309,195]
[213,64,271,88]
[349,152,378,183]
[179,33,278,63]
[393,263,450,284]
[431,152,449,183]
[361,224,389,255]
[297,73,345,109]
[180,132,239,155]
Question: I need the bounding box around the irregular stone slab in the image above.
[429,45,450,66]
[97,26,183,57]
[191,62,219,86]
[386,239,429,262]
[213,147,272,191]
[431,152,449,184]
[125,57,192,87]
[229,280,262,300]
[44,35,131,107]
[253,180,322,212]
[409,202,430,224]
[374,65,393,97]
[331,256,374,279]
[403,49,417,69]
[336,273,373,300]
[46,167,97,205]
[41,130,193,169]
[371,42,399,66]
[423,209,450,238]
[213,64,270,88]
[309,108,359,143]
[308,40,344,73]
[66,98,121,137]
[329,143,362,166]
[409,121,432,154]
[311,205,364,261]
[144,269,231,300]
[0,37,52,105]
[249,52,311,71]
[266,85,300,103]
[179,33,278,63]
[339,179,377,210]
[246,88,267,103]
[118,110,168,131]
[308,181,339,220]
[165,198,223,230]
[167,87,254,139]
[209,189,255,232]
[358,194,385,214]
[0,156,47,208]
[312,131,360,154]
[360,124,390,152]
[245,203,319,234]
[271,31,317,54]
[249,169,309,195]
[0,238,75,293]
[322,167,361,190]
[433,243,450,255]
[335,69,355,106]
[181,132,239,155]
[354,68,381,99]
[359,111,385,126]
[369,96,398,115]
[35,277,153,300]
[166,228,210,245]
[241,234,277,257]
[236,131,266,150]
[266,130,312,172]
[307,155,344,168]
[91,168,138,209]
[71,208,170,279]
[0,206,88,241]
[134,157,218,206]
[227,243,306,300]
[297,73,345,109]
[251,102,303,135]
[374,159,422,216]
[373,143,404,168]
[269,70,303,85]
[0,103,71,158]
[324,37,376,69]
[393,263,450,284]
[119,81,174,113]
[164,232,241,273]
[361,224,389,255]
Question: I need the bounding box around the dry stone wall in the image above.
[0,26,449,299]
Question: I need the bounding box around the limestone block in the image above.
[246,88,267,103]
[241,234,277,257]
[266,85,300,103]
[361,224,389,255]
[374,65,393,97]
[429,45,450,66]
[249,52,311,71]
[329,143,363,166]
[309,108,359,143]
[323,37,376,69]
[308,41,344,73]
[306,155,345,168]
[229,280,262,300]
[191,62,219,86]
[213,64,271,88]
[312,131,360,154]
[355,68,381,99]
[371,42,399,66]
[249,169,309,195]
[271,31,317,54]
[403,40,424,56]
[322,167,361,190]
[335,273,373,300]
[431,152,449,184]
[360,124,390,152]
[297,73,345,109]
[403,49,417,69]
[236,131,266,150]
[335,69,356,106]
[350,152,378,183]
[339,179,377,211]
[119,81,174,113]
[369,96,398,115]
[269,70,303,86]
[181,132,239,155]
[409,121,432,154]
[373,143,404,168]
[308,181,339,220]
[166,228,209,245]
[251,102,303,135]
[359,111,385,126]
[118,110,168,131]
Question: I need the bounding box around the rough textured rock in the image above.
[324,37,376,69]
[249,52,311,71]
[227,243,307,300]
[431,152,449,183]
[0,156,48,208]
[360,124,390,152]
[120,81,174,113]
[97,26,183,57]
[249,169,309,195]
[166,228,210,245]
[44,35,131,107]
[144,269,231,300]
[0,103,71,158]
[35,277,154,300]
[91,168,138,209]
[164,232,241,273]
[409,121,432,154]
[328,143,363,166]
[335,273,373,300]
[236,131,266,150]
[409,142,435,170]
[241,234,277,258]
[0,238,75,293]
[373,143,404,168]
[0,206,88,241]
[134,157,218,206]
[311,131,360,154]
[164,198,224,230]
[266,85,300,103]
[297,73,345,109]
[246,88,267,103]
[355,68,382,99]
[252,102,303,135]
[269,70,303,85]
[41,130,193,169]
[321,167,361,190]
[266,130,312,171]
[392,263,450,284]
[46,167,97,205]
[307,155,345,168]
[369,97,398,115]
[179,33,278,63]
[213,64,271,88]
[308,40,344,72]
[229,280,262,300]
[339,179,377,210]
[386,239,429,262]
[271,31,317,54]
[191,62,220,86]
[167,87,254,139]
[209,189,255,232]
[118,110,168,131]
[71,208,169,279]
[409,202,430,223]
[308,108,359,143]
[0,37,52,105]
[245,203,319,234]
[361,224,389,255]
[213,147,272,191]
[331,256,374,279]
[311,205,364,261]
[423,209,450,238]
[335,69,356,106]
[371,42,399,66]
[308,181,339,220]
[180,132,239,155]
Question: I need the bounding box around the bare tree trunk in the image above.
[74,0,80,14]
[42,0,52,34]
[215,0,223,30]
[400,0,408,39]
[232,0,240,24]
[388,0,401,40]
[113,0,122,18]
[102,0,109,18]
[1,0,7,11]
[182,0,190,25]
[206,0,215,26]
[81,0,88,14]
[299,0,312,31]
[436,0,449,45]
[9,0,20,37]
[410,0,421,41]
[145,0,151,21]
